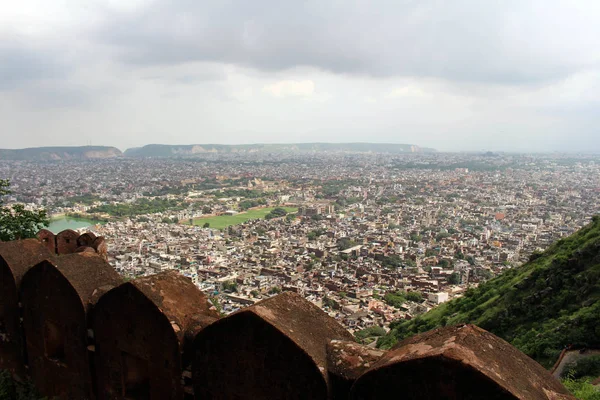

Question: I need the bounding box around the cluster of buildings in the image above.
[2,152,599,337]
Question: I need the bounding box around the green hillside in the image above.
[378,216,600,368]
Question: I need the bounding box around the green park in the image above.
[188,207,297,230]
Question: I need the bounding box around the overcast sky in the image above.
[1,0,599,152]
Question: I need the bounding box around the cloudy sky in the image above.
[1,0,599,152]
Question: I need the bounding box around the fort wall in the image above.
[0,235,575,399]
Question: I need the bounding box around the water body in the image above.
[47,216,103,234]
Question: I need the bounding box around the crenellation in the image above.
[0,237,577,399]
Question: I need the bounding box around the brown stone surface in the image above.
[350,324,575,400]
[0,239,54,379]
[92,237,108,259]
[20,255,122,399]
[193,291,353,400]
[36,229,56,254]
[327,340,386,400]
[52,252,123,310]
[93,271,216,400]
[56,229,79,255]
[130,271,219,342]
[0,239,54,286]
[77,232,97,248]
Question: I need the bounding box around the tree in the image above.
[405,291,424,302]
[0,180,49,241]
[203,222,210,228]
[449,272,461,285]
[265,207,288,220]
[355,326,386,341]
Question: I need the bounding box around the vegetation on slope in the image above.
[378,216,600,369]
[0,180,49,241]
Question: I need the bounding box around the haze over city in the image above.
[2,0,600,153]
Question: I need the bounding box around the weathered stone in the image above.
[92,237,108,260]
[77,232,97,248]
[327,340,386,400]
[193,291,354,400]
[350,324,575,400]
[20,253,122,399]
[0,239,54,380]
[36,229,56,254]
[56,229,79,255]
[93,271,217,400]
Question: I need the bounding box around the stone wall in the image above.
[0,237,575,400]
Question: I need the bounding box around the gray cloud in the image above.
[96,0,598,85]
[1,0,599,152]
[0,44,69,90]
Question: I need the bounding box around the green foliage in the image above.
[337,237,358,250]
[213,189,264,199]
[561,375,600,400]
[0,180,49,241]
[265,207,288,220]
[239,198,267,211]
[203,222,210,228]
[379,217,600,369]
[436,232,450,241]
[381,255,403,269]
[90,197,184,217]
[269,287,281,295]
[410,234,422,242]
[355,326,386,341]
[448,272,461,285]
[562,355,600,380]
[208,297,225,318]
[65,194,102,206]
[384,291,407,308]
[322,296,336,309]
[222,281,238,292]
[406,291,424,302]
[193,207,297,230]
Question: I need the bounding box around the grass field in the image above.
[188,207,297,229]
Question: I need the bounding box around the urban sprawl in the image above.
[3,152,599,343]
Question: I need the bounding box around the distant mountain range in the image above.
[0,143,436,160]
[124,143,436,157]
[0,146,123,161]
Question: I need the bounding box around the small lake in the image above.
[47,216,103,234]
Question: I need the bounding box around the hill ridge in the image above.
[378,216,600,368]
[0,146,122,161]
[124,142,436,157]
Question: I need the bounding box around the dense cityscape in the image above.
[2,152,599,341]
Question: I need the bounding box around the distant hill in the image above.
[378,216,600,368]
[124,143,436,157]
[0,146,122,161]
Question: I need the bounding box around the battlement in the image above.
[0,237,574,399]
